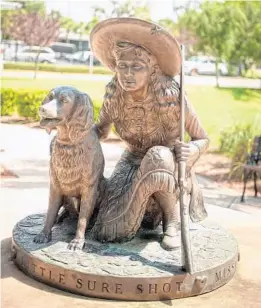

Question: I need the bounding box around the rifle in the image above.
[179,44,194,273]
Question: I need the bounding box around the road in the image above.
[2,69,261,89]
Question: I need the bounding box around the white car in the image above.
[10,46,56,63]
[65,50,91,63]
[184,56,228,76]
[65,51,101,66]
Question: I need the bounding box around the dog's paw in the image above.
[68,238,85,251]
[33,231,51,244]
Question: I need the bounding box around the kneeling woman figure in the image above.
[91,18,209,250]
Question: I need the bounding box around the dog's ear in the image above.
[74,92,94,129]
[67,92,94,142]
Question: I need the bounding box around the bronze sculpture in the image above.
[90,18,209,251]
[34,19,209,253]
[33,86,104,250]
[11,18,239,301]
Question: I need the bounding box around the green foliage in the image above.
[1,88,102,121]
[178,1,261,79]
[1,1,46,39]
[4,62,112,75]
[2,78,261,148]
[19,1,46,14]
[242,69,261,80]
[226,1,261,71]
[179,2,235,56]
[158,18,179,36]
[219,124,257,178]
[16,90,47,119]
[178,1,242,86]
[92,100,101,122]
[90,0,151,29]
[93,0,150,19]
[1,88,17,115]
[1,88,47,119]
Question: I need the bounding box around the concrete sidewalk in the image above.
[3,69,261,89]
[1,123,261,308]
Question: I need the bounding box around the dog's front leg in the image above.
[34,185,63,243]
[68,185,97,250]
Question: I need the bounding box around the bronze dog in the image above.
[34,86,104,250]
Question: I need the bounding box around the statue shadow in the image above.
[87,229,182,275]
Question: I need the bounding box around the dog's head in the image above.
[39,86,93,137]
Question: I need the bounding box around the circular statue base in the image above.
[12,214,239,301]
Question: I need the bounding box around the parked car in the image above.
[65,50,91,63]
[9,46,56,63]
[49,42,76,59]
[64,50,101,66]
[184,56,228,76]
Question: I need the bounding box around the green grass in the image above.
[186,86,261,147]
[2,76,261,148]
[1,77,108,102]
[4,62,112,74]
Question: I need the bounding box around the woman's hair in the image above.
[104,42,180,112]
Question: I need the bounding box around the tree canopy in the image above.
[177,0,261,74]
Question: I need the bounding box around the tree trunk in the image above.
[66,30,70,43]
[15,42,19,62]
[33,51,41,79]
[215,60,220,88]
[79,34,83,51]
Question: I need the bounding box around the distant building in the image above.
[57,29,89,51]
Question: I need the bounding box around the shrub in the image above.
[16,89,47,120]
[1,88,18,115]
[1,88,103,121]
[92,99,102,122]
[4,62,112,75]
[219,124,257,179]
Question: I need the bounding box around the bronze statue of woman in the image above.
[90,18,209,250]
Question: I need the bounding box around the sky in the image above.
[45,0,175,22]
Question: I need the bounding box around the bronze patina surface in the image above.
[34,86,104,251]
[12,214,239,301]
[11,18,239,300]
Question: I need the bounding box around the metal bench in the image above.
[241,136,261,202]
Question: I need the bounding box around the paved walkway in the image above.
[1,123,261,308]
[3,70,261,89]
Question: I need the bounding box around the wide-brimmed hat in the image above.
[90,18,181,76]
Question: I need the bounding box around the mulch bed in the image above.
[195,152,261,197]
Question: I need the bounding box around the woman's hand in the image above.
[174,140,191,162]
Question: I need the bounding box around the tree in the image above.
[85,16,100,34]
[74,21,89,53]
[93,0,150,19]
[227,1,261,75]
[60,16,76,43]
[178,1,243,87]
[19,0,46,14]
[88,0,151,30]
[158,18,179,36]
[178,1,261,80]
[4,12,60,79]
[1,1,46,39]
